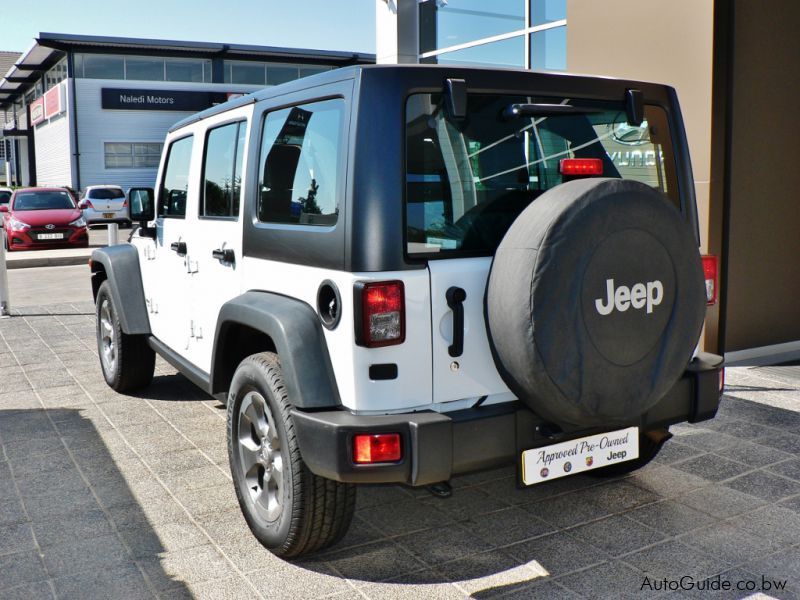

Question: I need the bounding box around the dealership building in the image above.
[0,33,372,190]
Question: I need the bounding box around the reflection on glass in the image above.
[419,0,525,54]
[267,66,299,86]
[231,62,266,85]
[166,59,205,83]
[434,36,525,68]
[531,26,566,71]
[126,58,165,81]
[83,55,124,79]
[531,0,566,26]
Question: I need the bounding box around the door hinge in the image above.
[189,320,203,339]
[144,243,157,260]
[185,256,198,274]
[146,298,158,314]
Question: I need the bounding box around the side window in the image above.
[257,98,343,226]
[201,121,246,218]
[157,135,193,218]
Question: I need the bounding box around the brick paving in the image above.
[1,302,799,599]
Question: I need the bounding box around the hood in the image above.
[11,209,82,227]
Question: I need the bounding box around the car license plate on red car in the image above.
[521,427,639,485]
[37,233,64,240]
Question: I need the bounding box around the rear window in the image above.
[87,188,125,200]
[13,191,76,211]
[405,93,679,257]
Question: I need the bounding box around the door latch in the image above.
[446,286,467,358]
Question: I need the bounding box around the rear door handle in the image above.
[212,248,235,263]
[446,286,467,358]
[170,241,187,256]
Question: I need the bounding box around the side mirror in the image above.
[0,205,8,213]
[128,188,155,222]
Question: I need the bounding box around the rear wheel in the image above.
[227,352,356,558]
[95,280,155,392]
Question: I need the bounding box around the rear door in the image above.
[404,91,680,405]
[88,187,126,214]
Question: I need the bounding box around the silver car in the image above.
[79,185,130,226]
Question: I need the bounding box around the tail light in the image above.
[355,281,405,347]
[701,255,718,305]
[353,433,402,464]
[122,198,128,208]
[82,200,94,209]
[559,158,603,177]
[719,367,725,394]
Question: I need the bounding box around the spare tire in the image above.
[485,178,705,428]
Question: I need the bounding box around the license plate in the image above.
[37,233,64,240]
[521,426,639,485]
[103,212,115,218]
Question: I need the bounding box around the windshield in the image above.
[13,191,76,211]
[87,188,125,200]
[0,190,11,205]
[405,93,679,257]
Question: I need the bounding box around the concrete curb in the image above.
[6,253,92,269]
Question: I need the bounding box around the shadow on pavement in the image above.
[0,408,191,599]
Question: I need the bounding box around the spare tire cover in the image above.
[485,178,705,428]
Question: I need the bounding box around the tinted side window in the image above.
[201,121,246,218]
[257,98,343,226]
[158,136,193,218]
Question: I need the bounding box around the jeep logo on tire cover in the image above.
[595,279,664,316]
[581,229,675,367]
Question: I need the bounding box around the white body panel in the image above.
[33,113,72,188]
[427,257,512,404]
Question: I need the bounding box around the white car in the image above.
[0,187,12,208]
[79,185,130,227]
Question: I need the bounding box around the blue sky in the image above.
[2,0,376,54]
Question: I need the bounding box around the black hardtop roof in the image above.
[169,64,675,133]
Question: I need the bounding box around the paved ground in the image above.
[6,265,93,307]
[2,299,800,598]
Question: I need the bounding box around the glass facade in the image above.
[419,0,566,71]
[74,54,212,83]
[223,61,331,86]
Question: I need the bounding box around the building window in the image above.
[223,60,331,86]
[75,54,211,82]
[418,0,566,71]
[104,142,163,169]
[44,58,67,91]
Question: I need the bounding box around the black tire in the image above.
[588,428,672,478]
[486,178,706,428]
[227,352,356,558]
[95,280,155,392]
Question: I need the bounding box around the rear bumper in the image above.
[292,352,724,486]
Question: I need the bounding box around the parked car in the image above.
[1,187,88,251]
[79,185,130,227]
[91,65,723,558]
[0,187,12,208]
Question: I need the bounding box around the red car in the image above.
[1,187,89,251]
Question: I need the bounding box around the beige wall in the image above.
[567,0,714,251]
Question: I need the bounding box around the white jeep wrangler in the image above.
[91,65,723,558]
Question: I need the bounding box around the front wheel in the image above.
[95,280,155,392]
[227,352,356,558]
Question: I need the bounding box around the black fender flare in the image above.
[210,291,341,410]
[90,245,151,335]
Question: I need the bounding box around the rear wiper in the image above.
[502,103,603,120]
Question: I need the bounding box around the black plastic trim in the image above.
[369,364,398,380]
[290,354,723,485]
[148,336,212,394]
[90,245,151,335]
[209,291,341,409]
